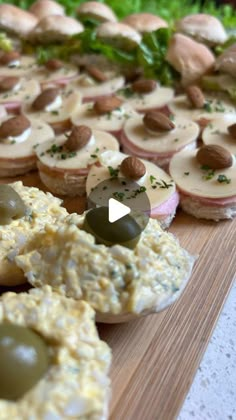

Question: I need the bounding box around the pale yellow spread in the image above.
[86,151,176,208]
[16,218,195,315]
[36,130,119,170]
[0,286,111,420]
[202,114,236,155]
[0,181,79,278]
[123,114,199,153]
[169,149,236,198]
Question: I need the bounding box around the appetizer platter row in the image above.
[0,1,235,419]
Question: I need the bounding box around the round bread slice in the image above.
[15,218,196,323]
[0,181,78,286]
[36,129,119,196]
[30,15,84,43]
[0,286,111,419]
[166,33,215,86]
[0,116,54,177]
[120,113,199,169]
[202,114,236,156]
[77,1,117,23]
[169,149,236,221]
[0,78,41,112]
[86,150,179,229]
[215,43,236,79]
[0,4,38,38]
[96,22,141,50]
[22,87,82,134]
[176,13,227,46]
[29,0,65,19]
[122,13,168,33]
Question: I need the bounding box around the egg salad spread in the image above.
[0,181,80,286]
[16,216,195,320]
[0,286,111,420]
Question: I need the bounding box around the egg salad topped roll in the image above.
[16,213,196,323]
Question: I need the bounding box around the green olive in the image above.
[0,185,26,225]
[83,207,141,249]
[0,323,49,400]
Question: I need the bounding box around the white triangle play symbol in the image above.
[108,198,131,223]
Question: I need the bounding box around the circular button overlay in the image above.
[87,177,151,246]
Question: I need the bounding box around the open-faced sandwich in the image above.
[0,181,79,286]
[0,286,111,419]
[169,145,236,220]
[15,208,195,323]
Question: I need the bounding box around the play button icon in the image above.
[87,176,151,235]
[108,198,130,223]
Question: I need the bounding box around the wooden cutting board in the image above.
[1,172,236,420]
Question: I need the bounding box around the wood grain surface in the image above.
[1,172,236,420]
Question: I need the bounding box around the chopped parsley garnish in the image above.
[108,166,119,178]
[201,164,211,171]
[47,144,62,154]
[149,175,156,184]
[215,101,225,112]
[217,174,231,184]
[203,169,215,180]
[90,154,97,158]
[51,110,59,116]
[113,191,125,201]
[119,87,133,98]
[46,144,76,160]
[10,140,16,144]
[33,143,39,149]
[169,114,175,121]
[174,138,179,142]
[201,164,215,180]
[184,172,189,176]
[156,179,173,189]
[203,101,213,113]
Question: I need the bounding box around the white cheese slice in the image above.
[86,150,176,208]
[67,75,125,99]
[36,130,119,170]
[120,85,174,111]
[28,62,79,85]
[123,114,199,154]
[22,90,82,124]
[169,149,236,199]
[0,56,37,77]
[202,114,236,155]
[0,79,41,104]
[72,102,138,132]
[0,118,54,159]
[169,93,236,121]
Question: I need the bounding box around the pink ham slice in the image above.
[41,75,78,88]
[179,189,236,207]
[120,130,189,160]
[151,191,180,218]
[0,101,21,112]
